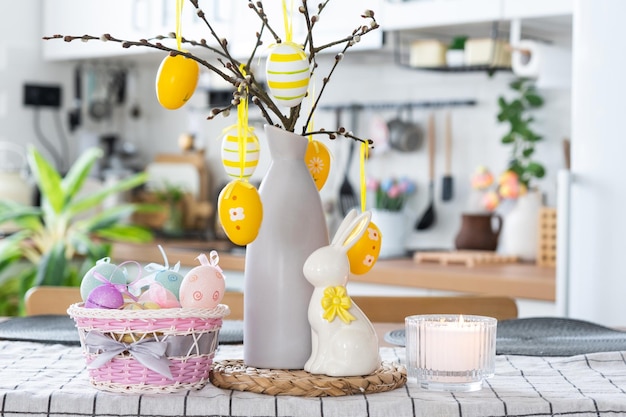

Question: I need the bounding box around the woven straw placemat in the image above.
[210,360,406,397]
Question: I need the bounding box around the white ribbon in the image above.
[85,331,173,379]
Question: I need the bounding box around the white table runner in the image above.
[1,341,626,417]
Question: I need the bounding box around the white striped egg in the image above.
[220,127,260,179]
[265,43,310,108]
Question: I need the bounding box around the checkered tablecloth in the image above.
[2,341,626,417]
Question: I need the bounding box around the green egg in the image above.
[154,270,184,300]
[79,262,127,301]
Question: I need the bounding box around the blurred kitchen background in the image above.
[1,1,624,324]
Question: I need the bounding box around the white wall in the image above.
[3,1,571,254]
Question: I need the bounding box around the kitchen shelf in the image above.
[391,23,513,74]
[320,99,477,113]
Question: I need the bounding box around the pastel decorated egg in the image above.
[221,126,261,180]
[155,54,199,110]
[154,270,185,300]
[179,252,226,309]
[80,259,127,301]
[138,283,181,308]
[347,221,382,275]
[305,140,331,191]
[218,180,263,246]
[265,42,310,108]
[85,284,125,309]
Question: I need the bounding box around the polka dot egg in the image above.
[218,179,263,246]
[220,126,260,180]
[347,221,382,275]
[179,252,226,309]
[265,42,310,108]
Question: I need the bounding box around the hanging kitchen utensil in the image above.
[388,105,423,152]
[441,111,454,201]
[128,67,141,119]
[338,107,359,216]
[88,68,112,121]
[68,66,82,132]
[415,113,436,230]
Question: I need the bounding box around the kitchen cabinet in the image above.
[42,0,164,60]
[42,0,383,61]
[380,0,572,33]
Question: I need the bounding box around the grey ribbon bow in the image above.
[85,331,173,379]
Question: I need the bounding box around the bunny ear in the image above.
[331,208,359,246]
[332,211,372,253]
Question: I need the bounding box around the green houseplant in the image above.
[0,147,154,316]
[497,78,546,189]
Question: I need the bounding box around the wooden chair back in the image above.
[24,286,82,316]
[24,286,517,322]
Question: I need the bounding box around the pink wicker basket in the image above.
[68,302,230,393]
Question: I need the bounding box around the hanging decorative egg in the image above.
[155,54,199,110]
[347,221,382,275]
[221,126,261,180]
[265,43,310,108]
[218,180,263,246]
[305,140,331,191]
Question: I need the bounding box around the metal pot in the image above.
[387,108,423,152]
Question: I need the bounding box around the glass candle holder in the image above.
[405,314,497,392]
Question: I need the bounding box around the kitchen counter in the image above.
[112,240,556,302]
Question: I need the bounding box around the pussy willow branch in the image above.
[43,0,378,145]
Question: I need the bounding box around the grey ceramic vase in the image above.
[243,124,329,369]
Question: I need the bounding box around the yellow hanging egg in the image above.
[347,221,382,275]
[155,54,199,110]
[221,127,261,180]
[218,180,263,246]
[265,43,310,108]
[304,140,331,191]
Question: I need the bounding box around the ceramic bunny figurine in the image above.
[303,209,381,377]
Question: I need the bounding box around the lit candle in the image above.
[405,314,497,392]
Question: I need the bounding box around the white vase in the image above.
[370,209,407,258]
[498,190,543,261]
[243,125,329,369]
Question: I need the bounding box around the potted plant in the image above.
[446,35,467,67]
[0,147,154,315]
[497,77,545,190]
[494,77,545,260]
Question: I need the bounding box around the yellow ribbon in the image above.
[359,142,369,213]
[237,64,250,180]
[175,0,183,51]
[321,286,356,324]
[282,0,293,43]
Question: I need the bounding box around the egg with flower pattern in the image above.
[265,43,310,108]
[221,127,260,180]
[347,221,382,275]
[155,54,199,110]
[304,140,331,191]
[218,180,263,246]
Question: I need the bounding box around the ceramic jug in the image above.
[454,213,502,251]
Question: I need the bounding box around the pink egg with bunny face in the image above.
[179,251,226,309]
